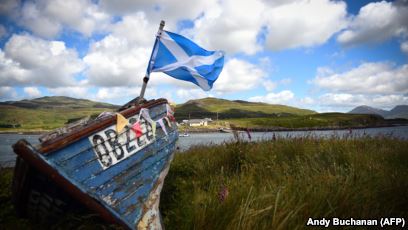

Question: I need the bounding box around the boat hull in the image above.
[12,99,178,229]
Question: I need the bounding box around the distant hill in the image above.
[387,105,408,119]
[348,105,388,117]
[0,96,119,131]
[175,97,316,120]
[0,96,119,109]
[348,105,408,119]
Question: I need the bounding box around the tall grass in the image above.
[161,137,408,229]
[1,137,407,229]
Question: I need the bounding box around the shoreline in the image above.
[0,130,48,135]
[1,123,408,134]
[181,123,408,133]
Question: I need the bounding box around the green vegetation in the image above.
[0,106,112,131]
[175,97,315,120]
[2,96,405,132]
[0,96,118,132]
[0,168,31,229]
[161,137,408,229]
[1,137,407,229]
[223,112,391,129]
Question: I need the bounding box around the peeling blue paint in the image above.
[28,103,178,229]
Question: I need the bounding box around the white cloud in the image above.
[99,0,217,30]
[213,58,265,92]
[0,34,84,87]
[23,86,41,98]
[262,80,277,91]
[92,86,158,104]
[47,86,89,98]
[83,13,156,87]
[319,93,408,110]
[249,90,294,104]
[401,41,408,54]
[337,1,408,46]
[0,86,17,101]
[187,0,348,54]
[188,0,264,55]
[313,62,408,95]
[176,89,208,100]
[18,0,111,38]
[300,97,315,105]
[264,0,348,50]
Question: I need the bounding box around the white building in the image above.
[188,119,208,127]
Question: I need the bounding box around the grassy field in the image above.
[0,106,111,131]
[178,113,406,133]
[161,137,408,229]
[175,97,315,120]
[0,96,117,132]
[1,137,407,229]
[222,113,390,129]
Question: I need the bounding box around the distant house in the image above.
[188,119,208,127]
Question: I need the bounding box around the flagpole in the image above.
[138,20,165,103]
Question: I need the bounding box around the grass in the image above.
[223,113,388,129]
[1,137,407,229]
[0,107,112,132]
[160,136,408,229]
[175,97,315,121]
[180,97,315,115]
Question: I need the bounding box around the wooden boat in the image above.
[179,132,190,137]
[218,127,233,133]
[12,98,178,229]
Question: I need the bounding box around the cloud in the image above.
[213,58,265,92]
[0,25,7,39]
[0,86,17,101]
[264,0,348,50]
[401,41,408,54]
[337,1,408,46]
[18,0,111,38]
[99,0,217,29]
[300,97,315,105]
[0,0,20,16]
[47,86,89,98]
[176,89,208,100]
[83,13,155,87]
[187,0,348,54]
[249,90,294,104]
[23,86,41,98]
[313,62,408,95]
[93,86,158,104]
[187,0,264,55]
[0,34,84,87]
[262,80,277,91]
[319,93,408,110]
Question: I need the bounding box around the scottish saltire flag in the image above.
[147,30,224,91]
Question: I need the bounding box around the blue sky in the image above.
[0,0,407,112]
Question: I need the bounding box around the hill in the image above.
[0,96,119,131]
[348,105,388,117]
[175,97,316,120]
[348,105,408,119]
[0,96,118,109]
[387,105,408,119]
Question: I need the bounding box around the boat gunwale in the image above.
[39,98,168,154]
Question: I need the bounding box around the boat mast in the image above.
[139,20,165,103]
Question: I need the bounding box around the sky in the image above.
[0,0,407,112]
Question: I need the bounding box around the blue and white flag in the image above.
[147,30,224,91]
